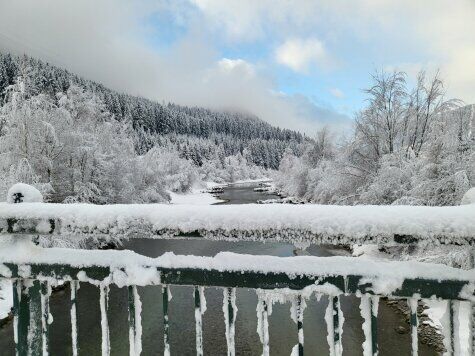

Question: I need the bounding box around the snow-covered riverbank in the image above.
[169,188,225,205]
[169,179,271,205]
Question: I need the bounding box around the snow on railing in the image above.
[2,202,475,245]
[1,240,475,355]
[2,196,475,355]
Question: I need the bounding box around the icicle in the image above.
[289,295,305,356]
[40,282,52,356]
[441,300,456,356]
[223,288,237,356]
[326,296,344,356]
[194,286,206,356]
[256,295,270,356]
[133,286,142,356]
[99,284,110,356]
[70,281,79,356]
[128,286,142,356]
[452,301,462,356]
[408,298,418,356]
[163,285,170,356]
[199,287,206,313]
[359,295,378,356]
[13,280,21,350]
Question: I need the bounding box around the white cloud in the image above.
[330,88,344,99]
[217,58,255,78]
[186,0,475,102]
[188,0,318,41]
[275,38,329,73]
[0,1,348,134]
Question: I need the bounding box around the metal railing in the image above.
[1,242,474,355]
[0,203,475,355]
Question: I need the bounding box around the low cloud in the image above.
[0,0,348,134]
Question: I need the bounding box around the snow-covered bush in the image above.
[199,153,265,183]
[141,147,199,194]
[359,155,413,205]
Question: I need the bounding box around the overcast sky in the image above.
[0,0,474,134]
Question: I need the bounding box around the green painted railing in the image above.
[1,201,475,355]
[1,256,474,355]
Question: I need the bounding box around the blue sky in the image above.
[1,0,474,134]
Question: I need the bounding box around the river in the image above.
[0,183,436,355]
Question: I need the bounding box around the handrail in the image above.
[1,200,475,355]
[2,202,475,245]
[0,242,474,355]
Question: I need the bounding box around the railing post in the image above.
[40,281,51,356]
[194,286,205,356]
[128,285,142,356]
[163,285,170,356]
[99,284,110,356]
[70,281,79,356]
[332,296,340,354]
[370,297,378,355]
[296,295,304,356]
[257,297,270,356]
[326,295,343,356]
[223,287,236,356]
[13,280,20,351]
[10,187,43,355]
[359,294,378,356]
[408,298,418,356]
[15,279,43,356]
[449,300,456,356]
[469,249,475,354]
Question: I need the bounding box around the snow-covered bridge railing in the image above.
[2,202,475,245]
[1,242,475,356]
[2,201,475,355]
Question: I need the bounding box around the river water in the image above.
[0,183,436,355]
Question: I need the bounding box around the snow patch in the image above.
[0,279,12,319]
[7,183,43,203]
[461,187,475,205]
[168,189,224,205]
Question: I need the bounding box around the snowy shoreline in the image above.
[168,179,272,205]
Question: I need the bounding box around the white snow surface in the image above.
[0,279,12,319]
[7,183,43,203]
[461,187,475,205]
[168,188,224,205]
[2,203,475,245]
